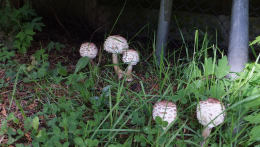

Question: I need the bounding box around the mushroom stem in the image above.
[201,127,212,147]
[112,53,123,79]
[125,64,134,81]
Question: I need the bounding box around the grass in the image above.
[1,3,260,146]
[1,30,260,147]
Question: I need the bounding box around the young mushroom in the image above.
[79,42,98,65]
[104,35,129,79]
[122,49,139,81]
[152,101,177,129]
[196,98,226,147]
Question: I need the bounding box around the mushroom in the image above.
[152,101,177,129]
[196,98,226,146]
[104,35,129,79]
[122,49,139,81]
[79,42,98,65]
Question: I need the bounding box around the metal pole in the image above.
[155,0,173,65]
[228,0,249,79]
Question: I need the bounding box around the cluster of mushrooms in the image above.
[79,36,225,146]
[153,98,226,146]
[79,35,139,82]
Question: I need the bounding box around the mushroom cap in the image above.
[104,35,129,54]
[79,42,98,59]
[122,49,139,65]
[153,101,177,126]
[196,98,226,128]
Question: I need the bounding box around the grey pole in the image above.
[228,0,249,79]
[155,0,173,65]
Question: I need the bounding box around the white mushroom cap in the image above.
[122,49,139,65]
[104,35,129,54]
[196,98,225,129]
[79,42,98,59]
[153,101,177,127]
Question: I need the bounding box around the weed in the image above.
[0,1,44,53]
[2,3,260,146]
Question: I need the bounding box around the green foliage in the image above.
[55,62,68,76]
[13,26,35,54]
[0,2,35,33]
[2,22,260,147]
[74,57,90,74]
[0,44,18,86]
[29,97,97,146]
[250,36,260,46]
[0,1,44,53]
[32,116,40,130]
[47,41,65,53]
[0,97,103,146]
[244,113,260,124]
[243,110,260,143]
[179,55,230,102]
[0,113,24,145]
[0,44,15,62]
[228,53,260,145]
[13,17,44,54]
[203,56,230,79]
[64,57,97,102]
[131,111,145,126]
[0,2,45,85]
[24,49,50,82]
[215,56,230,79]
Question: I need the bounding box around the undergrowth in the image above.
[1,1,260,147]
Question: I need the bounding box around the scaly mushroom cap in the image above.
[196,98,225,128]
[153,101,177,126]
[122,49,139,65]
[104,35,129,54]
[79,42,98,59]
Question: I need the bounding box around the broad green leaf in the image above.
[244,113,260,124]
[191,65,202,79]
[243,86,260,97]
[7,113,19,124]
[244,97,260,109]
[208,81,225,98]
[74,57,90,74]
[183,64,201,79]
[37,62,49,78]
[250,36,260,46]
[131,111,145,126]
[204,57,214,77]
[32,116,40,130]
[57,65,68,76]
[0,48,15,62]
[36,129,44,138]
[85,139,99,147]
[215,56,230,78]
[249,125,260,141]
[74,137,84,146]
[25,28,35,35]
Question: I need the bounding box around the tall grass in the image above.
[2,12,260,145]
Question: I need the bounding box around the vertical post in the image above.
[228,0,249,79]
[155,0,173,65]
